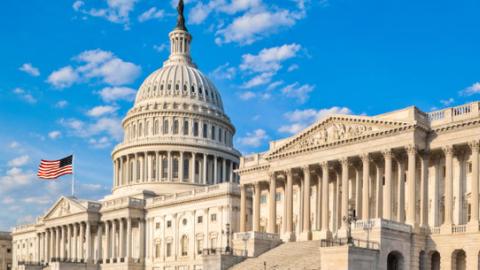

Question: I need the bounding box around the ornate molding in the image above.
[442,145,454,155]
[405,144,418,155]
[469,140,480,152]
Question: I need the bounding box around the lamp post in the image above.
[224,223,231,254]
[342,208,357,245]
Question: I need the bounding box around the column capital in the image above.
[382,149,393,158]
[320,161,329,170]
[405,144,418,155]
[283,168,293,177]
[340,157,349,166]
[469,140,480,151]
[360,153,370,163]
[302,165,310,173]
[442,145,454,155]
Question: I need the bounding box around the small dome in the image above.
[134,64,224,111]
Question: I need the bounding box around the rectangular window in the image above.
[469,162,473,173]
[173,119,179,134]
[197,239,203,255]
[218,128,222,142]
[193,122,199,136]
[155,243,161,258]
[203,123,208,138]
[167,220,172,228]
[183,158,189,180]
[162,158,168,179]
[197,216,203,223]
[155,222,160,229]
[166,243,172,257]
[173,158,179,179]
[183,120,189,135]
[211,213,217,222]
[260,195,267,204]
[163,119,169,134]
[275,192,282,201]
[211,126,215,140]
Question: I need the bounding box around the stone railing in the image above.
[148,183,238,207]
[353,218,412,234]
[430,226,441,234]
[240,152,269,168]
[102,197,145,211]
[427,101,480,126]
[452,224,467,234]
[234,231,280,242]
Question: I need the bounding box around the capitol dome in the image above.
[110,9,240,196]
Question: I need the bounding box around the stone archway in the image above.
[430,251,440,270]
[419,250,426,270]
[387,251,404,270]
[452,249,466,270]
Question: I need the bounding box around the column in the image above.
[61,226,66,261]
[339,158,349,235]
[111,220,116,261]
[301,165,312,240]
[126,219,132,261]
[268,172,277,234]
[420,151,429,228]
[66,225,71,261]
[321,162,331,238]
[229,161,234,182]
[397,157,406,223]
[469,141,480,229]
[134,154,138,182]
[73,224,78,262]
[155,152,160,182]
[86,222,91,263]
[383,150,393,220]
[119,219,124,261]
[191,153,196,183]
[79,223,85,262]
[355,165,362,218]
[240,185,246,232]
[96,224,103,263]
[168,151,172,181]
[119,157,124,185]
[179,152,184,182]
[316,171,322,231]
[285,169,293,238]
[45,231,49,262]
[203,154,208,184]
[443,146,454,229]
[375,161,384,219]
[222,158,227,183]
[361,153,370,220]
[406,145,417,226]
[253,181,261,232]
[105,221,110,262]
[213,155,218,184]
[139,219,145,261]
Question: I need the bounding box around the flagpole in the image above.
[72,154,75,197]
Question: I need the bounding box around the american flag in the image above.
[37,155,73,179]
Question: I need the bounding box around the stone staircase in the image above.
[229,241,322,270]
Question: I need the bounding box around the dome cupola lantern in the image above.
[165,0,194,67]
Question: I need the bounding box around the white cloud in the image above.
[281,82,315,103]
[2,196,14,205]
[9,141,20,149]
[73,0,138,29]
[60,117,123,141]
[47,66,79,88]
[23,196,51,205]
[216,9,304,45]
[8,155,30,167]
[242,72,274,88]
[278,107,352,134]
[240,44,301,73]
[13,88,37,104]
[153,43,168,52]
[48,49,141,88]
[239,91,256,100]
[55,100,68,108]
[210,63,236,81]
[440,98,454,107]
[87,105,118,117]
[98,86,137,102]
[88,136,111,149]
[138,7,164,22]
[0,167,36,189]
[19,63,40,77]
[238,129,268,147]
[460,82,480,96]
[287,64,299,72]
[48,131,62,140]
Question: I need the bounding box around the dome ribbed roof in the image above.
[134,64,224,111]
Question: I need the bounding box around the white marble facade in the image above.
[237,102,480,269]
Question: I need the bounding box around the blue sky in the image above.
[1,0,479,230]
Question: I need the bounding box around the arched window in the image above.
[173,158,179,179]
[173,119,179,134]
[181,235,188,256]
[430,251,440,270]
[133,124,136,139]
[139,123,143,137]
[152,156,156,180]
[162,157,168,179]
[145,121,149,136]
[183,119,189,135]
[387,251,404,270]
[211,126,215,140]
[193,122,199,136]
[163,119,169,134]
[154,120,158,135]
[136,159,141,180]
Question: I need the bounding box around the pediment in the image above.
[267,114,414,158]
[43,196,87,220]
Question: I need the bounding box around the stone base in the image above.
[337,228,348,239]
[281,231,295,242]
[298,231,312,241]
[202,254,246,270]
[316,230,332,240]
[232,231,282,258]
[467,221,479,232]
[320,245,379,270]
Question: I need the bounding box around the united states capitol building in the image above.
[11,2,480,270]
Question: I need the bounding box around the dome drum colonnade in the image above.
[239,140,480,240]
[111,11,240,194]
